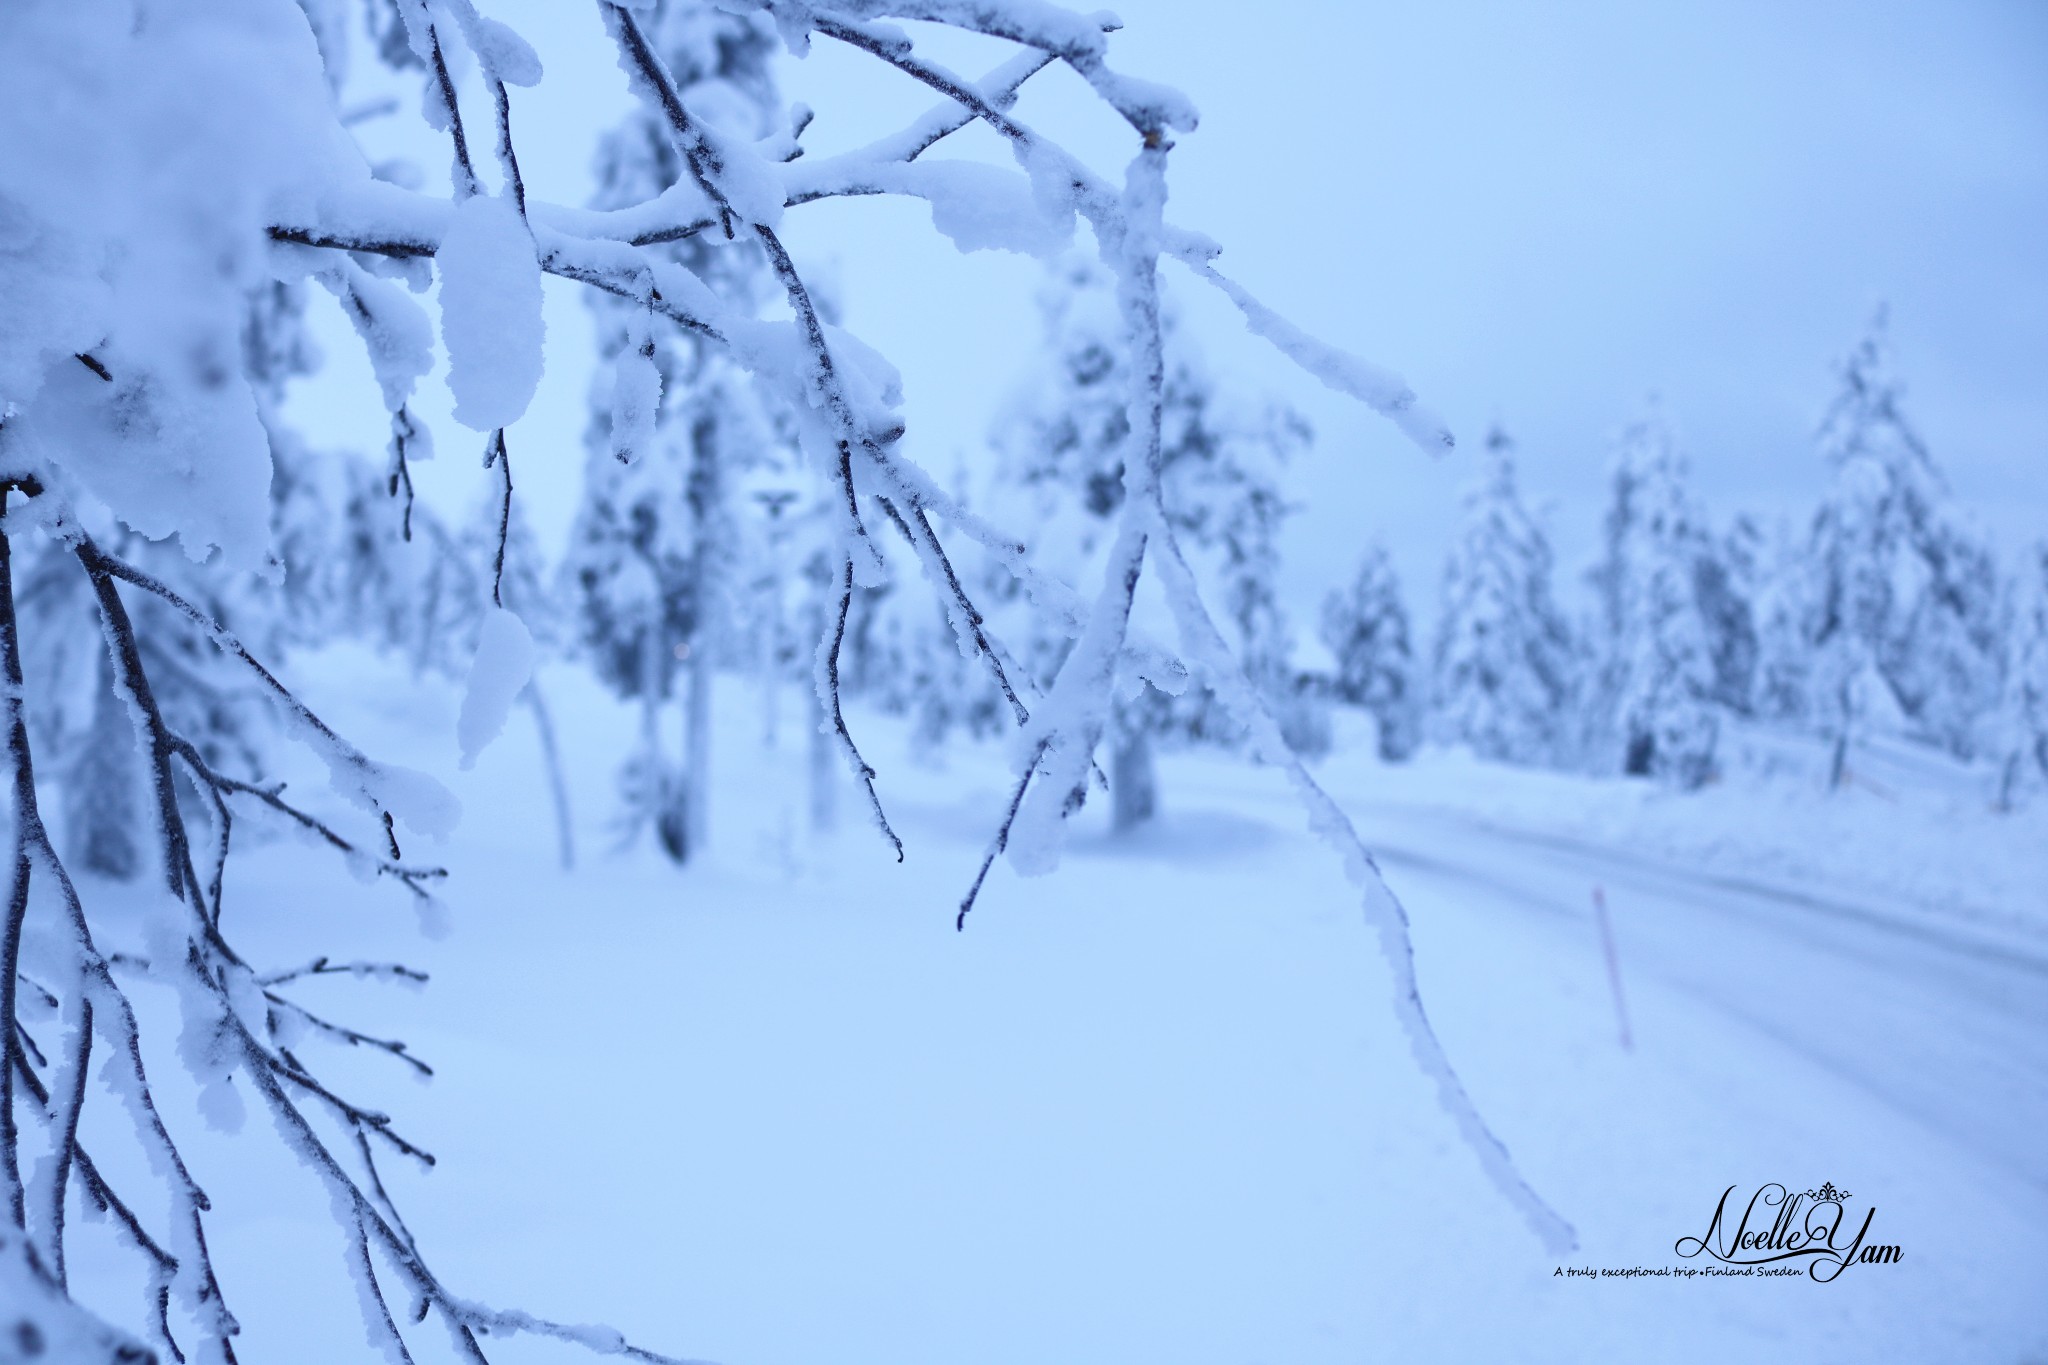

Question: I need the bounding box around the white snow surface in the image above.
[53,648,2043,1364]
[436,192,546,433]
[456,606,536,770]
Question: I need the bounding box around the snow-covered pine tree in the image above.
[731,475,850,826]
[1586,406,1722,786]
[1993,541,2048,810]
[1320,541,1419,761]
[1698,512,1761,716]
[1750,516,1812,724]
[1806,308,2003,783]
[563,3,781,862]
[565,369,771,860]
[1430,425,1575,765]
[981,255,1317,829]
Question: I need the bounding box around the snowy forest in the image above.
[2,0,2044,1362]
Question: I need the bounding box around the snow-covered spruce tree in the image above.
[1806,308,2002,784]
[0,0,1573,1355]
[1993,541,2048,810]
[565,367,773,860]
[1750,515,1813,724]
[1320,540,1419,761]
[730,473,850,826]
[1585,406,1722,786]
[1699,512,1761,716]
[562,3,782,864]
[978,254,1321,830]
[1430,425,1575,765]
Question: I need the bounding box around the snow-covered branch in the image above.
[0,0,1582,1353]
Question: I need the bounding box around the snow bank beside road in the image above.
[1326,720,2048,950]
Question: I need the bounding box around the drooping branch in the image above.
[258,958,428,989]
[0,484,238,1360]
[604,4,741,239]
[0,523,36,1232]
[7,1048,181,1354]
[876,496,1027,725]
[490,79,529,219]
[37,997,90,1288]
[799,10,1450,451]
[167,738,447,902]
[819,555,902,859]
[389,408,423,542]
[485,429,512,608]
[77,539,211,911]
[425,16,483,200]
[264,992,433,1080]
[956,739,1045,931]
[75,536,442,844]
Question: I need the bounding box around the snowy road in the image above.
[1354,800,2048,1195]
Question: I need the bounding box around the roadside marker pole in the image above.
[1592,885,1634,1052]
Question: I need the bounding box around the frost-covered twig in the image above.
[956,739,1045,930]
[1,467,610,1360]
[877,496,1027,725]
[820,555,903,858]
[38,996,89,1287]
[165,738,447,903]
[266,993,434,1079]
[258,958,429,988]
[7,1048,181,1352]
[484,430,514,608]
[77,536,456,842]
[0,498,237,1360]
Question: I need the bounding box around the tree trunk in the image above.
[1826,668,1858,792]
[807,663,836,834]
[680,411,721,861]
[685,638,712,857]
[640,615,688,865]
[1623,729,1655,777]
[1111,726,1156,834]
[67,650,142,881]
[521,679,575,870]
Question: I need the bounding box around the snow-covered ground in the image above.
[60,649,2048,1363]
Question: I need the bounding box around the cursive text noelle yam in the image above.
[1675,1183,1901,1283]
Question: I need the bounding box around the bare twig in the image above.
[484,429,512,608]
